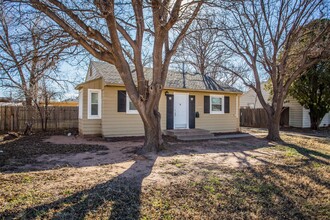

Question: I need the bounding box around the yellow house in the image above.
[76,61,242,137]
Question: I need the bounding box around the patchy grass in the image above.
[168,159,186,168]
[0,134,329,219]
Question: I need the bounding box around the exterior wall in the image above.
[302,109,330,128]
[188,91,239,133]
[240,83,270,109]
[100,86,240,137]
[101,86,145,137]
[240,85,330,128]
[285,97,330,128]
[284,96,303,128]
[78,79,103,136]
[322,113,330,126]
[302,108,310,128]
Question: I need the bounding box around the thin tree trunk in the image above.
[24,96,34,135]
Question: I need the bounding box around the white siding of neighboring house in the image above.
[284,96,303,128]
[302,108,310,128]
[302,110,330,128]
[240,83,270,108]
[240,83,330,128]
[321,112,330,126]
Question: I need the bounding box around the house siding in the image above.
[302,108,310,128]
[101,86,146,137]
[240,85,330,128]
[285,97,330,128]
[240,83,270,109]
[191,91,239,133]
[284,96,303,128]
[78,79,103,136]
[99,86,240,137]
[302,109,330,128]
[321,113,330,126]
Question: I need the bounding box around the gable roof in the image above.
[82,61,241,93]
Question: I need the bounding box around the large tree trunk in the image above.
[25,96,33,106]
[266,110,281,141]
[140,100,163,154]
[141,107,164,153]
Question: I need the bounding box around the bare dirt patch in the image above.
[0,134,109,172]
[0,133,329,219]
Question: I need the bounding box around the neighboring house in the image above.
[0,97,23,106]
[76,61,242,137]
[39,101,78,107]
[240,83,330,128]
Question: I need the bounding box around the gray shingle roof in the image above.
[86,61,241,93]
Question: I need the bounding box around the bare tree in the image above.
[173,15,237,86]
[218,0,330,140]
[35,78,64,131]
[0,5,77,105]
[9,0,204,152]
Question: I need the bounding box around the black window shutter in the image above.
[224,96,230,113]
[189,95,195,128]
[117,90,126,112]
[204,96,210,113]
[166,94,174,129]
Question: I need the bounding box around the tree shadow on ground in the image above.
[282,141,330,163]
[221,141,330,219]
[0,136,271,219]
[1,154,157,220]
[1,136,329,219]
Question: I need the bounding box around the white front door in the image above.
[174,93,189,129]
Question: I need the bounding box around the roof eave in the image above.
[75,77,103,90]
[103,83,242,94]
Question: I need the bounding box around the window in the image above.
[88,89,101,119]
[126,94,138,114]
[79,90,83,119]
[210,95,224,114]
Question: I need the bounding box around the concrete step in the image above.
[176,133,214,138]
[177,134,215,141]
[164,128,216,141]
[165,129,212,137]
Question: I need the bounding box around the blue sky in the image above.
[0,61,87,100]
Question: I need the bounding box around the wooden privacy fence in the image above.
[240,107,289,128]
[0,106,78,132]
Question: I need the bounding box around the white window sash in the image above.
[210,95,224,114]
[88,89,102,119]
[126,93,138,114]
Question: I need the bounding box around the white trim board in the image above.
[87,89,102,119]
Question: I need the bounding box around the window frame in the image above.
[126,93,138,114]
[78,90,83,119]
[210,95,224,114]
[87,89,102,119]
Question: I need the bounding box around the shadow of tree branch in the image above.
[1,155,156,220]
